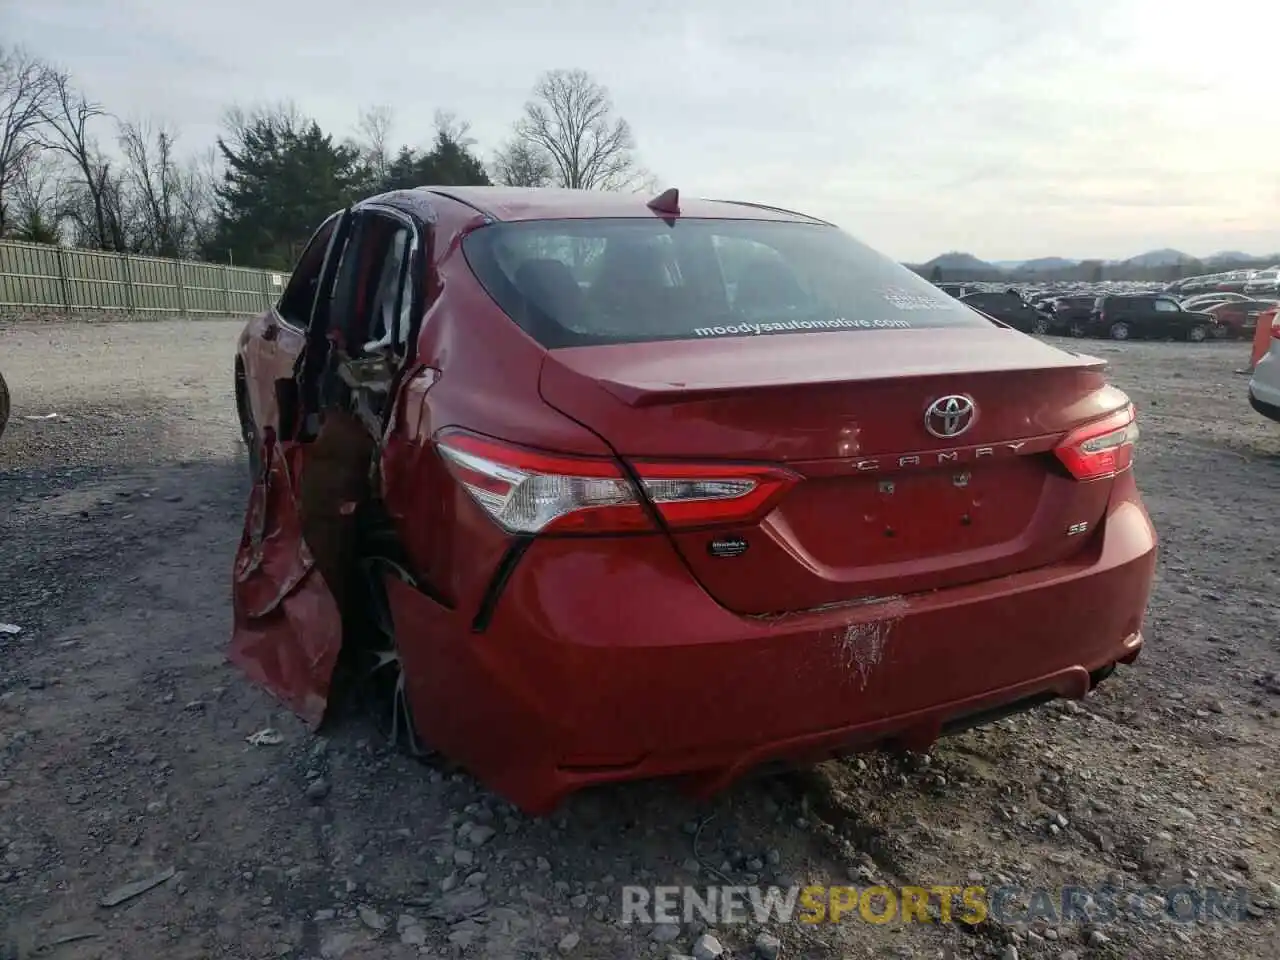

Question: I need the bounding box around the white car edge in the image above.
[1248,312,1280,422]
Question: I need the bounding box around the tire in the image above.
[355,552,436,760]
[1070,322,1088,338]
[1109,321,1131,341]
[1187,324,1208,343]
[235,367,262,481]
[1033,316,1051,335]
[0,371,9,442]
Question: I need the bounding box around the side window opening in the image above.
[329,214,418,356]
[363,225,415,355]
[277,215,339,327]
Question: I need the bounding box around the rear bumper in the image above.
[1249,391,1280,422]
[390,473,1157,813]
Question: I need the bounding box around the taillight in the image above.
[1054,404,1138,481]
[435,430,799,535]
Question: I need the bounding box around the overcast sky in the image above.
[10,0,1280,263]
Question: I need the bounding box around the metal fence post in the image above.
[54,247,71,309]
[122,253,136,312]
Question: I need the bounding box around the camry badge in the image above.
[925,395,976,438]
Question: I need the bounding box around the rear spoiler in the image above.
[550,352,1109,408]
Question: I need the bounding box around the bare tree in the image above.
[432,109,476,150]
[491,138,554,187]
[355,103,393,184]
[119,119,186,256]
[0,45,58,235]
[38,70,126,250]
[221,100,306,153]
[7,144,65,243]
[507,69,649,191]
[178,147,218,256]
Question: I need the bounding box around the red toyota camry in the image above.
[231,186,1157,813]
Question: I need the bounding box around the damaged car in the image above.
[231,185,1158,814]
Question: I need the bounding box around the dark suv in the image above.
[960,290,1044,333]
[1047,295,1098,335]
[1082,295,1216,342]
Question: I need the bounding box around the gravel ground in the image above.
[0,318,1277,960]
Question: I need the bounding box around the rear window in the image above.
[461,218,991,348]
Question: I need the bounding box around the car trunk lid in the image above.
[538,328,1129,615]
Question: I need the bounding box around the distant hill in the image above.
[1019,257,1079,273]
[1206,251,1256,265]
[923,252,997,272]
[914,251,1005,282]
[1122,248,1195,268]
[906,246,1280,283]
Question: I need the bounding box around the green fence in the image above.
[0,240,288,316]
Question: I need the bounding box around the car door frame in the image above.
[241,212,344,447]
[1150,296,1188,338]
[1121,296,1154,337]
[296,201,435,444]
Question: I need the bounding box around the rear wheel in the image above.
[1187,324,1208,343]
[354,546,435,760]
[1109,321,1131,341]
[1070,322,1088,338]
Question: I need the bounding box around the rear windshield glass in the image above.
[461,217,991,348]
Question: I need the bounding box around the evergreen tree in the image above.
[209,110,363,268]
[371,126,491,194]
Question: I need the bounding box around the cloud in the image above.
[9,0,1280,261]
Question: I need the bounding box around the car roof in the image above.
[412,186,832,225]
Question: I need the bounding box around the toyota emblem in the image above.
[925,395,976,438]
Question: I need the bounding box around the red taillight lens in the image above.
[1054,404,1139,481]
[435,431,799,534]
[631,460,798,530]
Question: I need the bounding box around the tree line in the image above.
[0,45,651,269]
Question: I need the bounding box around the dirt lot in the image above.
[1,318,1277,960]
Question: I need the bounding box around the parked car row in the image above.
[1174,291,1278,338]
[943,287,1220,342]
[1165,266,1280,297]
